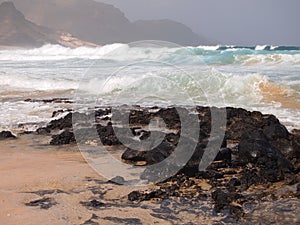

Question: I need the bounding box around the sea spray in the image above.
[0,44,299,131]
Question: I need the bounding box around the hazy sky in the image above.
[97,0,300,46]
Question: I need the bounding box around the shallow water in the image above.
[0,43,299,131]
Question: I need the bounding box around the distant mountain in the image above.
[133,19,210,46]
[2,0,212,46]
[0,1,97,48]
[0,1,58,47]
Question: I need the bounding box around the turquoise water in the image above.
[0,43,299,131]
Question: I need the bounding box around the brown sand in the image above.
[1,134,299,224]
[0,135,168,225]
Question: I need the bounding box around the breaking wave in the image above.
[0,43,299,131]
[0,44,300,66]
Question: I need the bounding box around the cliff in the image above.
[1,0,212,46]
[0,1,97,48]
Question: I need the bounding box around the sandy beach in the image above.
[0,134,231,225]
[1,106,300,224]
[0,1,300,224]
[0,135,162,225]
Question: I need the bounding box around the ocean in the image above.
[0,42,299,131]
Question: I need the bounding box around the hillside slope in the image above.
[2,0,212,46]
[0,1,97,48]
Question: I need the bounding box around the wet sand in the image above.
[0,135,159,225]
[0,134,299,225]
[1,135,222,225]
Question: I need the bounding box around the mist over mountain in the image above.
[133,19,205,46]
[0,0,211,46]
[0,2,59,47]
[0,1,97,47]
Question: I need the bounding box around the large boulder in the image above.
[50,130,75,145]
[0,131,16,140]
[121,140,174,165]
[238,130,293,182]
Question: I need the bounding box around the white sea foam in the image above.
[255,45,268,51]
[1,44,299,66]
[0,73,79,91]
[196,45,220,51]
[236,54,300,66]
[0,44,299,131]
[0,44,125,61]
[270,45,279,50]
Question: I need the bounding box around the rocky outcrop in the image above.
[42,106,299,157]
[42,106,299,175]
[0,130,16,140]
[35,105,300,220]
[50,130,75,145]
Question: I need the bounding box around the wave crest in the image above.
[1,44,300,66]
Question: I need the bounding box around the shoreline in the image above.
[0,133,299,224]
[0,105,300,224]
[0,135,151,225]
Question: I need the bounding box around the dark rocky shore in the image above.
[3,104,300,223]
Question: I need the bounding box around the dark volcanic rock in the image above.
[120,106,300,222]
[292,135,300,161]
[212,189,231,212]
[0,131,16,140]
[226,107,251,119]
[28,189,66,196]
[155,107,181,129]
[215,148,232,163]
[128,189,171,202]
[238,130,277,164]
[180,145,205,177]
[128,109,151,125]
[238,130,293,182]
[50,130,76,145]
[24,98,73,104]
[263,123,289,140]
[25,197,57,209]
[41,106,299,194]
[128,191,143,202]
[17,104,300,223]
[47,113,73,130]
[224,108,290,144]
[103,217,142,225]
[121,140,174,165]
[36,127,51,135]
[225,107,265,141]
[38,112,85,136]
[211,189,244,218]
[96,124,121,146]
[80,199,105,209]
[116,106,299,181]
